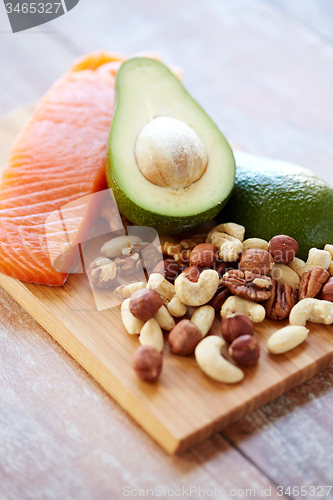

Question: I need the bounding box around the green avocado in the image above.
[217,152,333,260]
[106,57,235,234]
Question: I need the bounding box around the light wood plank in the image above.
[1,105,333,456]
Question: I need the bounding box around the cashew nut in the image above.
[324,244,333,276]
[221,296,266,323]
[270,263,300,290]
[147,273,175,305]
[195,336,244,383]
[267,325,309,354]
[175,269,219,306]
[287,257,306,278]
[139,318,164,352]
[210,232,243,262]
[243,237,269,252]
[121,298,145,334]
[167,295,187,317]
[154,305,175,331]
[114,282,146,298]
[289,298,333,326]
[207,222,245,242]
[101,235,142,258]
[191,305,215,337]
[305,248,331,272]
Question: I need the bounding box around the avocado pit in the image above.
[135,116,208,189]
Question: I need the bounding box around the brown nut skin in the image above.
[168,319,202,355]
[318,277,333,302]
[229,335,260,366]
[209,285,231,310]
[182,265,203,283]
[129,288,163,321]
[221,314,254,343]
[132,345,163,382]
[152,258,181,283]
[268,235,299,264]
[239,249,274,276]
[213,261,239,279]
[190,243,218,268]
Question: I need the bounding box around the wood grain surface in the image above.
[1,0,333,498]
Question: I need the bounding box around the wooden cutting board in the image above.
[1,106,333,455]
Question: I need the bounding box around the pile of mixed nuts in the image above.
[88,222,333,384]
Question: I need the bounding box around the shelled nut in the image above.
[154,305,176,331]
[318,277,333,302]
[88,257,117,289]
[195,336,244,383]
[129,288,163,321]
[139,318,164,352]
[132,345,163,382]
[239,249,274,276]
[152,258,181,282]
[221,314,254,343]
[270,263,300,290]
[229,335,260,366]
[243,238,269,252]
[191,305,215,337]
[268,235,299,264]
[101,235,142,258]
[168,319,202,355]
[175,269,219,306]
[267,325,309,354]
[121,298,145,334]
[221,296,266,323]
[182,265,202,283]
[305,248,331,272]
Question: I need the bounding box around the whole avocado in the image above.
[217,152,333,261]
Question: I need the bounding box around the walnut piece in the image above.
[264,278,298,321]
[221,269,273,302]
[299,266,330,299]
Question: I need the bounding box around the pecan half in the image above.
[299,266,330,300]
[264,278,298,320]
[221,269,273,302]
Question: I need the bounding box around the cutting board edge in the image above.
[2,272,333,455]
[0,273,183,455]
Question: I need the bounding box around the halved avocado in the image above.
[106,57,235,234]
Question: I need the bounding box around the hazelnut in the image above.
[132,345,163,382]
[318,277,333,302]
[168,319,202,355]
[152,258,181,283]
[239,249,274,276]
[221,314,254,343]
[229,335,260,366]
[129,289,163,321]
[182,265,203,283]
[268,235,299,264]
[209,285,231,311]
[190,243,218,268]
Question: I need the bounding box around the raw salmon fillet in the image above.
[0,52,125,285]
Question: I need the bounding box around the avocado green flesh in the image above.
[217,152,333,261]
[106,57,235,233]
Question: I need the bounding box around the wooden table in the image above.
[1,1,333,498]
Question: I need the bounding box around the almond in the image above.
[268,235,299,264]
[182,265,202,283]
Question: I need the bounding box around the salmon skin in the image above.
[0,52,125,286]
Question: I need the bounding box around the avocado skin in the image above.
[107,159,231,234]
[217,153,333,261]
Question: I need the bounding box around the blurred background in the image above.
[1,0,333,181]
